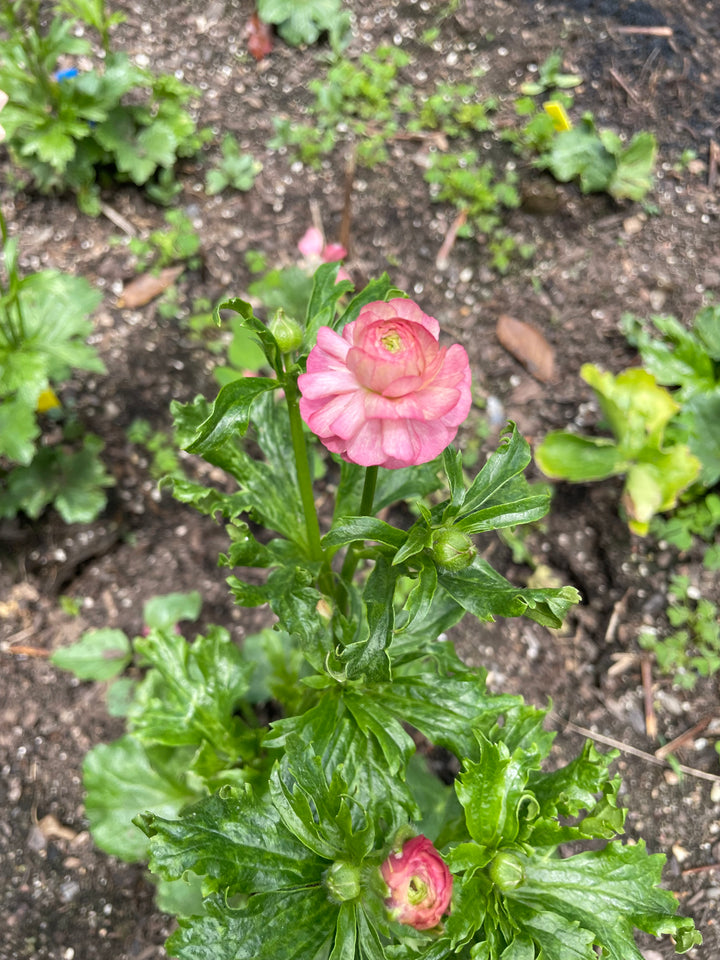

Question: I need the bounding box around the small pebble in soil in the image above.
[60,879,81,903]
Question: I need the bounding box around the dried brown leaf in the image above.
[117,266,184,308]
[496,314,556,382]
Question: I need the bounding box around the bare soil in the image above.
[1,1,719,958]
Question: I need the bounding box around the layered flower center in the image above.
[347,317,442,397]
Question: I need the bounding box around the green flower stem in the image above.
[339,464,379,589]
[283,361,325,566]
[359,464,379,516]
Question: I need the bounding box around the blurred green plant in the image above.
[0,0,210,213]
[205,134,262,195]
[512,101,657,202]
[269,45,412,168]
[0,210,113,522]
[639,574,720,690]
[520,51,583,96]
[127,418,182,481]
[125,210,202,272]
[621,305,720,488]
[256,0,351,48]
[534,365,701,535]
[651,492,720,571]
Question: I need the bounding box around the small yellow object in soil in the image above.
[544,101,572,132]
[36,387,61,412]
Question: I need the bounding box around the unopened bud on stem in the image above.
[325,860,361,903]
[432,528,476,571]
[488,851,524,892]
[269,309,303,353]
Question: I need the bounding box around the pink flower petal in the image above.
[297,226,324,258]
[345,418,385,466]
[323,242,347,262]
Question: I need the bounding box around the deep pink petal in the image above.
[323,242,347,262]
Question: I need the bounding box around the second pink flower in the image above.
[298,298,471,469]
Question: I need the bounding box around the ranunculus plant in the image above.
[67,262,700,958]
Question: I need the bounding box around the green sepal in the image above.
[329,902,358,960]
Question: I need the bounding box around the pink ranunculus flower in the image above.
[380,835,453,931]
[0,89,8,142]
[298,298,471,469]
[298,227,351,283]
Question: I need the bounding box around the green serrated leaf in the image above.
[505,841,702,960]
[257,0,343,46]
[456,733,539,848]
[128,626,255,766]
[607,131,656,201]
[186,376,280,457]
[83,736,197,861]
[438,556,579,627]
[142,591,202,631]
[167,888,336,960]
[0,399,40,464]
[139,786,325,892]
[323,517,406,550]
[341,556,397,682]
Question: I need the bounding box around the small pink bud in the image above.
[380,835,452,931]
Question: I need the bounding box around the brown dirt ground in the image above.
[1,1,719,958]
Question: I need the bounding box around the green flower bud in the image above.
[269,308,303,352]
[325,860,362,903]
[488,851,524,892]
[431,528,476,571]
